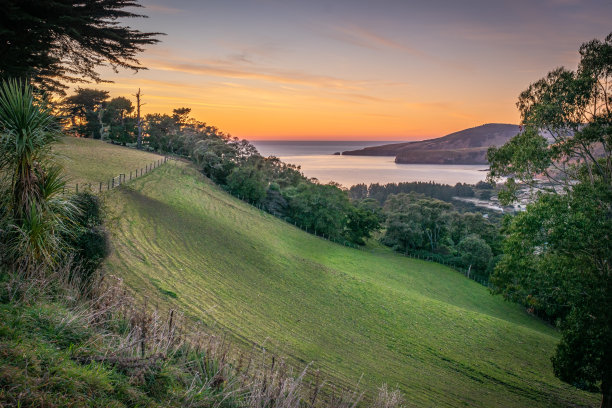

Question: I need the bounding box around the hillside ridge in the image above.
[343,123,520,164]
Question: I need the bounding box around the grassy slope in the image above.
[55,137,163,186]
[58,138,597,407]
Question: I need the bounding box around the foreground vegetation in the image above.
[1,270,384,408]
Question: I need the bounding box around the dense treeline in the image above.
[379,193,501,280]
[349,181,477,203]
[60,94,380,244]
[347,180,502,281]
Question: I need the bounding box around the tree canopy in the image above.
[487,33,611,406]
[0,0,162,93]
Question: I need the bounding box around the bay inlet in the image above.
[251,141,488,188]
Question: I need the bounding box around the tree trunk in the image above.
[425,230,434,252]
[135,88,143,149]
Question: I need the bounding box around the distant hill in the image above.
[343,123,520,164]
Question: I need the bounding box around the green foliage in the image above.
[0,0,161,94]
[103,97,136,145]
[487,128,551,204]
[552,307,610,393]
[478,189,492,200]
[0,82,108,290]
[0,80,76,269]
[227,164,267,204]
[380,193,501,280]
[350,181,475,204]
[457,234,492,272]
[344,200,383,245]
[488,33,612,403]
[145,113,179,152]
[66,193,108,287]
[283,182,350,238]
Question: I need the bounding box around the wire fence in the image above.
[63,156,170,194]
[231,193,492,289]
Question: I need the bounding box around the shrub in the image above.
[66,193,108,288]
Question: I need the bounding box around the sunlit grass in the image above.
[58,138,597,407]
[54,137,163,186]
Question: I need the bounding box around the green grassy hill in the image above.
[55,137,163,185]
[59,138,597,407]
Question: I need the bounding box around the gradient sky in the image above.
[94,0,611,140]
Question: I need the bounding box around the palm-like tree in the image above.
[0,80,74,270]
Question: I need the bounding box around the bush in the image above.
[457,234,492,273]
[66,193,108,287]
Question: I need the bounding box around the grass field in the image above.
[54,137,163,186]
[57,138,598,407]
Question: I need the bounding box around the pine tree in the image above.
[0,0,162,94]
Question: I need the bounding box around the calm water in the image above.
[251,141,489,188]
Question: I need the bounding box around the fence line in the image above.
[230,192,491,289]
[64,156,170,195]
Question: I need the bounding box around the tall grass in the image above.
[0,260,406,407]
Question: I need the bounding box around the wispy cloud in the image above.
[326,24,439,62]
[332,25,426,55]
[143,3,182,14]
[325,24,474,71]
[142,57,378,90]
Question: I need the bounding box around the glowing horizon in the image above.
[86,0,610,141]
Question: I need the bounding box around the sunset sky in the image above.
[95,0,611,140]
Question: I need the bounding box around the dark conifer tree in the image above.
[0,0,162,93]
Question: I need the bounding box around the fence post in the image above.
[99,182,102,192]
[76,183,78,193]
[130,171,132,180]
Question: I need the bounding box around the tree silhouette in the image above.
[0,0,162,94]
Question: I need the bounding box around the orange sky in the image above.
[89,0,611,141]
